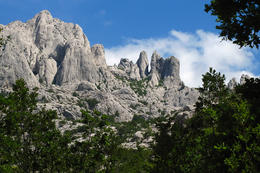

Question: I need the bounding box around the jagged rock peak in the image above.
[148,51,180,86]
[136,51,149,78]
[0,10,102,87]
[151,51,161,63]
[117,58,140,80]
[150,51,161,73]
[162,56,180,79]
[27,10,54,26]
[0,11,201,123]
[34,10,53,20]
[118,58,133,69]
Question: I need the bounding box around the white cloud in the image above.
[105,30,258,87]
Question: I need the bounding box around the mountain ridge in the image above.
[0,10,199,121]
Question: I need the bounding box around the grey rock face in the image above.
[118,58,140,80]
[53,42,100,85]
[162,56,180,79]
[149,51,162,86]
[34,54,57,85]
[0,20,40,87]
[0,10,200,122]
[149,51,180,87]
[118,58,131,70]
[0,10,102,87]
[136,51,149,78]
[91,44,107,67]
[77,81,96,91]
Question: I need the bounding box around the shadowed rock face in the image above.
[0,10,200,122]
[118,58,141,80]
[149,51,180,86]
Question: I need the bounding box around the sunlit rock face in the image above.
[0,10,104,86]
[136,51,149,78]
[0,10,200,122]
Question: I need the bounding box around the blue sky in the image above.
[0,0,259,87]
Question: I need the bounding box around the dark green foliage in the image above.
[69,110,120,172]
[96,83,101,90]
[72,91,79,97]
[114,73,148,96]
[205,0,260,48]
[110,147,153,173]
[39,78,44,84]
[0,79,71,172]
[5,71,259,172]
[129,78,148,96]
[0,79,117,172]
[139,100,148,106]
[196,67,228,110]
[235,77,260,120]
[0,80,155,172]
[152,115,188,173]
[114,74,127,82]
[77,97,99,110]
[77,98,85,108]
[152,68,260,172]
[114,110,120,117]
[109,114,153,144]
[86,98,100,110]
[130,103,140,110]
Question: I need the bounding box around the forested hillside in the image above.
[1,69,259,172]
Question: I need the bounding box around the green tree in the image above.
[0,79,71,172]
[205,0,260,48]
[151,115,188,173]
[1,79,152,172]
[196,67,228,110]
[110,147,153,173]
[68,110,120,172]
[235,77,260,121]
[152,68,260,172]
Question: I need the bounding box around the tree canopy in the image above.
[205,0,260,48]
[0,79,153,172]
[152,68,260,172]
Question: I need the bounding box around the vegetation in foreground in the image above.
[205,0,259,49]
[0,68,259,172]
[152,68,260,173]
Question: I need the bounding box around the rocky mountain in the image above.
[0,10,199,121]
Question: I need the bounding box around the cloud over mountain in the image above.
[105,30,258,87]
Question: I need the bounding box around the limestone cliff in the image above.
[0,10,199,121]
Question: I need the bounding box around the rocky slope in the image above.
[0,10,199,121]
